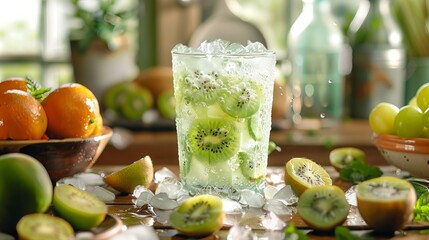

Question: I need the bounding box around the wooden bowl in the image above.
[0,127,113,182]
[373,134,429,178]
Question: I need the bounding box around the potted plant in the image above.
[69,0,138,102]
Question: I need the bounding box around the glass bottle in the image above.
[287,0,344,129]
[348,0,406,118]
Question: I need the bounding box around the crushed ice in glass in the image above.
[172,39,273,55]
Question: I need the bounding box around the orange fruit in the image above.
[42,83,103,139]
[0,89,48,140]
[0,77,27,93]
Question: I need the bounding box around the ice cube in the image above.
[110,225,159,240]
[155,177,186,199]
[85,186,116,202]
[176,194,191,205]
[264,199,295,217]
[345,185,357,206]
[222,198,243,214]
[132,185,151,198]
[346,206,366,226]
[264,185,279,200]
[134,190,155,207]
[154,167,178,183]
[245,41,268,53]
[74,172,105,186]
[150,192,178,210]
[56,177,85,190]
[261,211,286,231]
[154,209,172,225]
[240,190,265,208]
[273,185,298,205]
[227,224,256,240]
[75,231,95,240]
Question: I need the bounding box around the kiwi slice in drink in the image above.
[285,157,332,197]
[298,185,350,231]
[220,81,262,118]
[183,71,222,106]
[356,176,416,234]
[16,213,74,240]
[53,184,107,231]
[238,152,265,181]
[169,194,224,237]
[329,147,366,171]
[247,115,262,140]
[187,118,240,163]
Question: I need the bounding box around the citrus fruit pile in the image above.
[369,83,429,138]
[0,77,103,140]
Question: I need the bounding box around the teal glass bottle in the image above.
[348,0,406,118]
[287,0,344,129]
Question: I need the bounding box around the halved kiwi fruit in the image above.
[356,176,416,234]
[298,185,350,231]
[285,157,332,197]
[169,194,224,237]
[329,147,366,171]
[187,118,240,163]
[53,184,107,231]
[220,81,262,118]
[238,152,265,181]
[103,81,134,112]
[16,213,74,240]
[121,86,153,120]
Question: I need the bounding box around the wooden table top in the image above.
[90,165,429,240]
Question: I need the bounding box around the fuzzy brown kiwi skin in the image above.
[356,176,416,234]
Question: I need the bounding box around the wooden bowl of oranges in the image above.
[0,77,112,182]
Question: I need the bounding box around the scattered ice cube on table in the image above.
[134,190,155,207]
[264,185,279,200]
[227,224,256,240]
[132,185,151,198]
[240,190,265,208]
[273,185,298,205]
[261,211,286,231]
[345,185,357,206]
[86,186,116,202]
[176,194,191,205]
[74,172,105,186]
[346,206,366,226]
[110,225,159,240]
[264,199,295,217]
[150,192,178,210]
[154,209,172,225]
[222,198,243,214]
[154,167,178,183]
[56,177,85,190]
[155,177,187,199]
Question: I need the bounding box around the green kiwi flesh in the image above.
[329,147,366,171]
[103,82,134,112]
[247,115,261,140]
[121,86,153,120]
[187,118,240,163]
[238,152,265,181]
[297,185,350,231]
[220,81,262,118]
[169,194,224,237]
[157,91,176,120]
[182,71,222,106]
[16,213,74,240]
[53,184,107,231]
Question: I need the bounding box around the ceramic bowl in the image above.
[0,127,113,182]
[373,134,429,178]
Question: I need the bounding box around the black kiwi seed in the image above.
[184,201,211,225]
[296,165,325,185]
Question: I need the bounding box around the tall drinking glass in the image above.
[171,40,276,196]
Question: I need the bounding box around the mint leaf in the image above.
[284,224,308,240]
[335,226,375,240]
[339,161,382,184]
[414,192,429,222]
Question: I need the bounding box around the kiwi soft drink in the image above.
[171,39,276,195]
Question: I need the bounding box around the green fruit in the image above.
[157,91,176,120]
[247,115,261,140]
[220,81,262,118]
[16,213,74,240]
[182,71,222,106]
[416,83,429,112]
[394,105,424,138]
[121,86,154,120]
[284,157,332,197]
[0,153,53,234]
[297,185,350,231]
[53,184,107,231]
[329,147,366,171]
[169,194,224,237]
[103,81,134,112]
[238,152,265,181]
[356,176,416,234]
[369,102,399,135]
[187,118,240,163]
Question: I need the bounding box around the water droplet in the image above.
[328,79,332,84]
[320,113,326,118]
